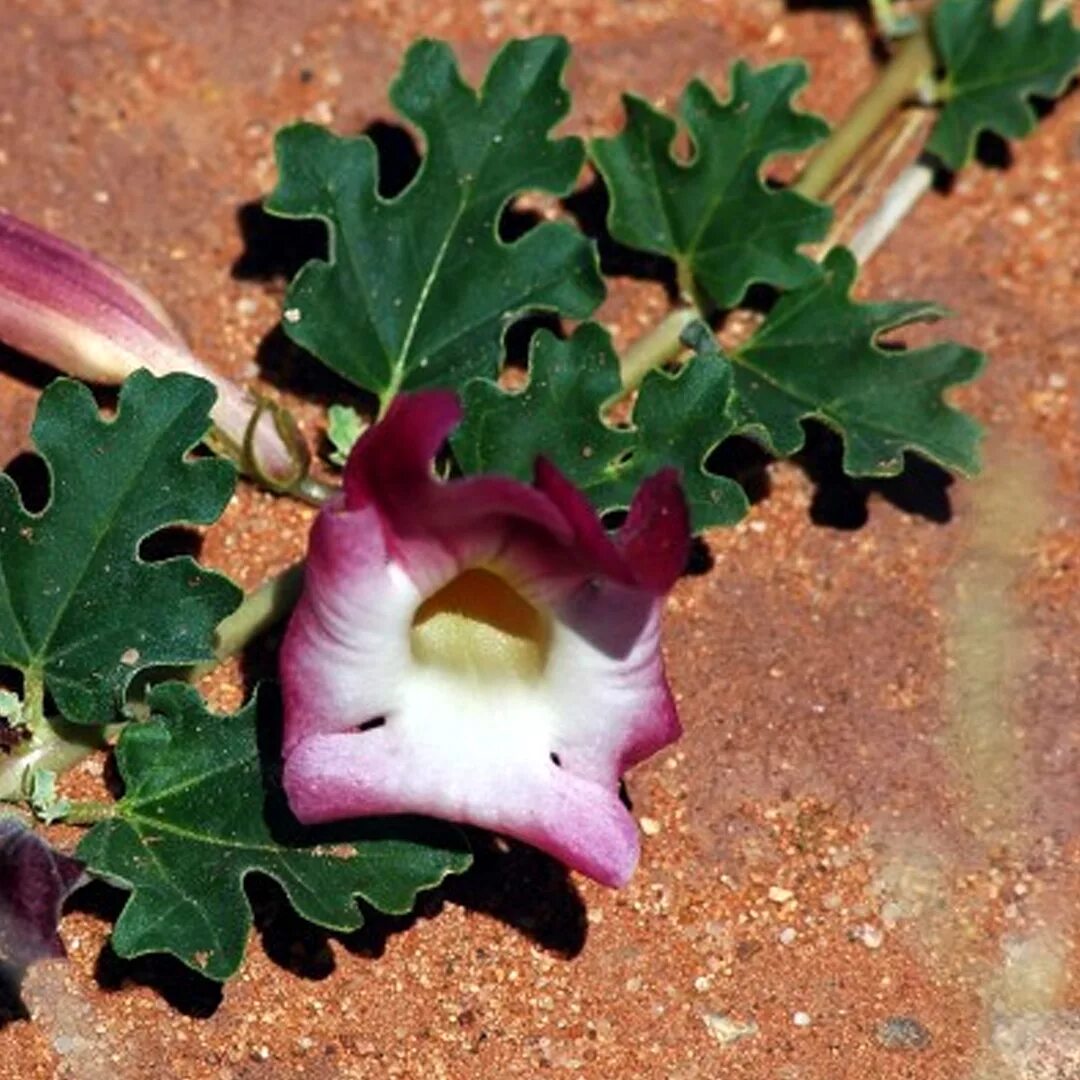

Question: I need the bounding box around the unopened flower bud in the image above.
[0,211,306,490]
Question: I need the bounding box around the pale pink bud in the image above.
[0,211,305,490]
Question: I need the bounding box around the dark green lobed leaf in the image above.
[455,322,748,532]
[590,60,831,309]
[728,247,984,477]
[0,372,240,726]
[78,683,471,981]
[929,0,1080,170]
[266,36,604,406]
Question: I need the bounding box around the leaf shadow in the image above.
[0,344,66,398]
[3,450,50,514]
[251,828,588,987]
[562,173,679,299]
[66,880,224,1018]
[230,171,362,418]
[0,964,29,1027]
[708,420,955,529]
[783,0,884,56]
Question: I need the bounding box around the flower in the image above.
[281,391,690,887]
[0,817,84,970]
[0,210,304,489]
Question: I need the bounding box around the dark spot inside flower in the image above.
[356,717,386,733]
[549,752,562,767]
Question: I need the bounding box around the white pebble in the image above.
[852,923,884,949]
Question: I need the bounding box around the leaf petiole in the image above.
[0,719,111,804]
[212,561,306,662]
[618,308,698,394]
[56,799,115,825]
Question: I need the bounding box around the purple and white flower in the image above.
[280,390,689,887]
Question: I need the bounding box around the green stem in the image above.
[0,719,111,803]
[206,399,336,508]
[60,799,115,825]
[619,308,698,392]
[212,560,305,662]
[293,475,338,506]
[23,667,45,736]
[793,29,936,202]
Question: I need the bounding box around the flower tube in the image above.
[0,210,304,489]
[280,391,690,887]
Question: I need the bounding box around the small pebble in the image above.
[852,923,884,949]
[768,886,794,904]
[639,816,662,836]
[793,1011,812,1028]
[778,927,798,946]
[876,1016,931,1051]
[703,1013,758,1045]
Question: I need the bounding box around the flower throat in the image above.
[409,568,550,681]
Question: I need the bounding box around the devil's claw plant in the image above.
[0,0,1076,986]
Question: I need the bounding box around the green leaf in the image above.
[325,404,365,467]
[590,61,831,309]
[0,372,240,726]
[455,322,748,532]
[929,0,1080,170]
[78,683,472,981]
[728,247,984,476]
[266,36,604,405]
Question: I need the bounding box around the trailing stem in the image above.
[793,29,936,202]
